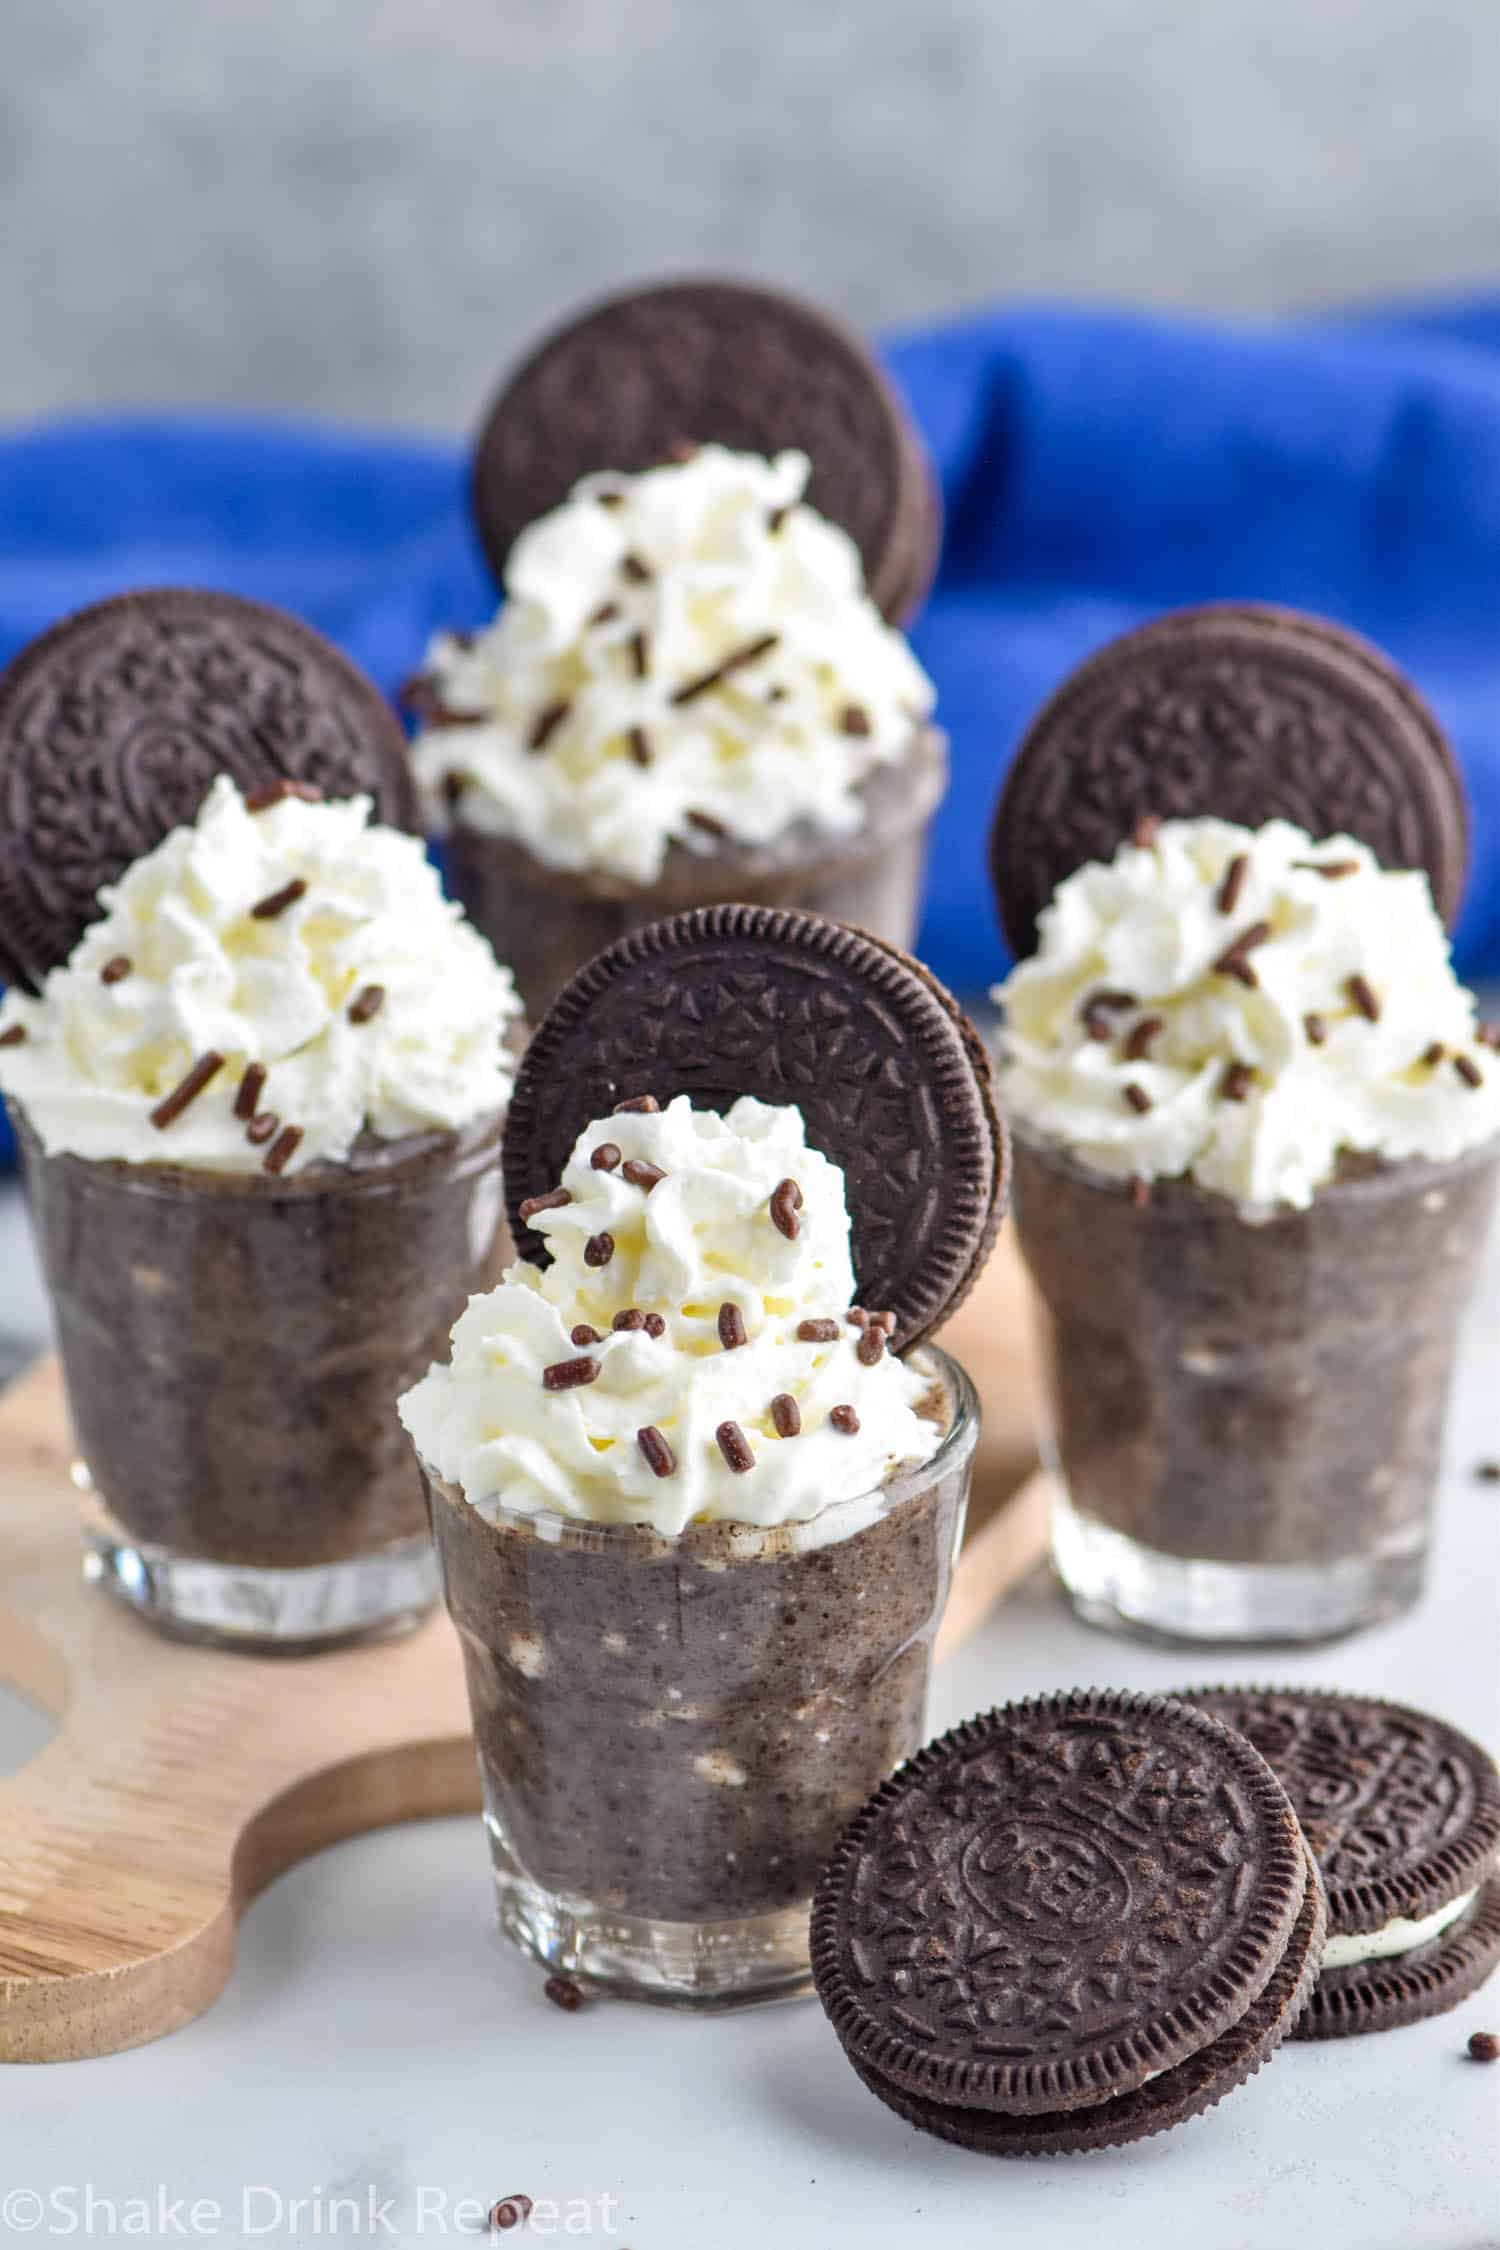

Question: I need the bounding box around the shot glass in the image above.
[13,1106,508,1650]
[420,1346,978,2006]
[1012,1131,1499,1645]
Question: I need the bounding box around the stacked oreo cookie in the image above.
[813,1686,1500,2155]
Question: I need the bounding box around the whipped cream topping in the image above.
[994,817,1500,1215]
[409,445,936,885]
[1320,1888,1477,1971]
[0,775,522,1176]
[398,1095,943,1534]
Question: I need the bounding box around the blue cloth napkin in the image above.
[1,296,1497,1174]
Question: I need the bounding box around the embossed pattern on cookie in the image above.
[989,604,1469,958]
[0,589,417,990]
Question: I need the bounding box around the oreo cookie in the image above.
[1186,1688,1500,2040]
[0,589,417,992]
[812,1690,1320,2155]
[990,603,1469,959]
[470,277,939,624]
[502,905,1006,1349]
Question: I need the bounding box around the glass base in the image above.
[82,1494,439,1653]
[1051,1492,1427,1647]
[485,1813,816,2010]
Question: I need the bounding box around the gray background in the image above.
[4,0,1499,431]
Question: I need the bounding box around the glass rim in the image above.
[5,1097,505,1201]
[419,1339,980,1553]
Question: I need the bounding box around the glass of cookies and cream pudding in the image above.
[0,590,522,1648]
[400,904,1003,2004]
[402,279,946,1018]
[989,604,1500,1645]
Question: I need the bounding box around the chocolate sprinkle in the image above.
[1422,1042,1447,1068]
[0,1023,26,1046]
[615,1094,659,1114]
[797,1318,840,1342]
[637,1425,676,1478]
[596,490,625,509]
[1293,858,1361,879]
[571,1324,603,1346]
[234,1061,266,1120]
[840,703,872,737]
[1213,921,1272,987]
[588,601,621,627]
[262,1123,303,1176]
[718,1301,748,1350]
[766,503,791,534]
[490,2196,534,2232]
[1081,988,1138,1041]
[620,552,653,583]
[543,1356,600,1391]
[830,1405,860,1436]
[347,983,385,1025]
[1346,973,1382,1022]
[685,808,730,839]
[613,1308,647,1331]
[543,1973,585,2010]
[627,725,653,767]
[1221,1060,1255,1103]
[857,1324,886,1366]
[1123,1082,1153,1114]
[528,698,571,751]
[1305,1012,1328,1045]
[621,1159,666,1192]
[584,1231,615,1267]
[771,1393,802,1438]
[715,1420,754,1473]
[769,1177,803,1239]
[869,1309,897,1335]
[1131,812,1162,848]
[628,630,649,679]
[644,1313,666,1338]
[1455,1053,1484,1089]
[590,1142,622,1171]
[670,634,780,707]
[1467,2030,1500,2062]
[244,779,323,813]
[519,1187,571,1222]
[149,1050,225,1130]
[1123,1014,1165,1062]
[249,877,307,921]
[1215,853,1249,916]
[245,1110,279,1146]
[99,954,132,985]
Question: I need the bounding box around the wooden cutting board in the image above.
[0,1237,1047,2064]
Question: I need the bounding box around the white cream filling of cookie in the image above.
[1321,1888,1476,1971]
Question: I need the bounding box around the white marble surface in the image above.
[0,1214,1498,2247]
